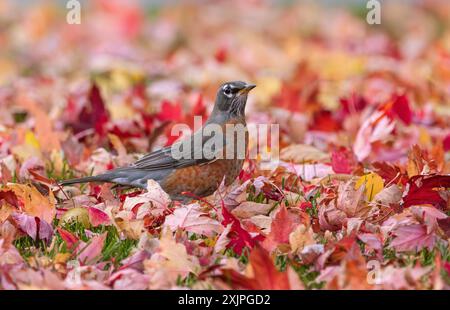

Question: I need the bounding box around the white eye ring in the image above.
[222,85,233,98]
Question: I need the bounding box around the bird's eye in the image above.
[223,87,232,96]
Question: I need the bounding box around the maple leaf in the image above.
[280,144,329,163]
[390,224,436,252]
[218,245,291,290]
[0,190,19,207]
[221,205,264,255]
[353,110,395,161]
[231,201,272,219]
[56,227,79,250]
[144,228,200,287]
[444,134,450,152]
[388,94,413,125]
[67,83,110,137]
[11,213,53,244]
[331,147,355,174]
[77,232,107,264]
[88,206,111,227]
[336,180,367,217]
[372,161,407,185]
[17,93,62,153]
[108,269,149,290]
[6,184,56,223]
[355,172,384,201]
[164,203,223,237]
[262,205,301,252]
[406,145,439,177]
[402,175,450,209]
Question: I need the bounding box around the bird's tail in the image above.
[59,175,105,186]
[58,167,154,189]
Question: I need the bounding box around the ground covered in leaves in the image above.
[0,1,449,290]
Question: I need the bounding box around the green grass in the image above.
[275,254,288,271]
[13,237,48,259]
[223,247,250,265]
[13,221,137,269]
[291,262,324,290]
[176,272,198,288]
[46,158,75,181]
[306,190,320,218]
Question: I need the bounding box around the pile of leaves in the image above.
[0,0,449,289]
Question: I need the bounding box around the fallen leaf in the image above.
[164,203,222,237]
[280,144,330,163]
[390,224,436,252]
[218,245,291,290]
[7,183,56,223]
[262,205,301,252]
[402,175,450,209]
[78,232,107,264]
[221,205,264,255]
[355,172,384,201]
[11,213,53,244]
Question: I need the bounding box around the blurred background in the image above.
[0,0,449,159]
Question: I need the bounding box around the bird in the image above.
[60,81,256,202]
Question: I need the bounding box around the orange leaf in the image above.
[6,183,56,223]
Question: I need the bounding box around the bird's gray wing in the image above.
[132,129,224,170]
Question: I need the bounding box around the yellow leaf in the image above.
[158,228,200,276]
[355,173,384,201]
[7,184,55,223]
[25,130,40,149]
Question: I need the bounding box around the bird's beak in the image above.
[238,83,256,95]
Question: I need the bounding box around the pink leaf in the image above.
[88,207,111,227]
[78,232,107,264]
[12,213,53,244]
[353,111,395,161]
[390,224,436,252]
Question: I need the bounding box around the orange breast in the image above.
[161,159,244,198]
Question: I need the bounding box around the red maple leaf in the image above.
[372,161,408,185]
[218,244,291,290]
[221,206,264,255]
[331,147,355,174]
[390,94,413,125]
[262,205,300,252]
[402,175,450,209]
[67,83,110,137]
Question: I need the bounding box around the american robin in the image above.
[60,81,256,202]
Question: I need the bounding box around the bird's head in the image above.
[213,81,256,118]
